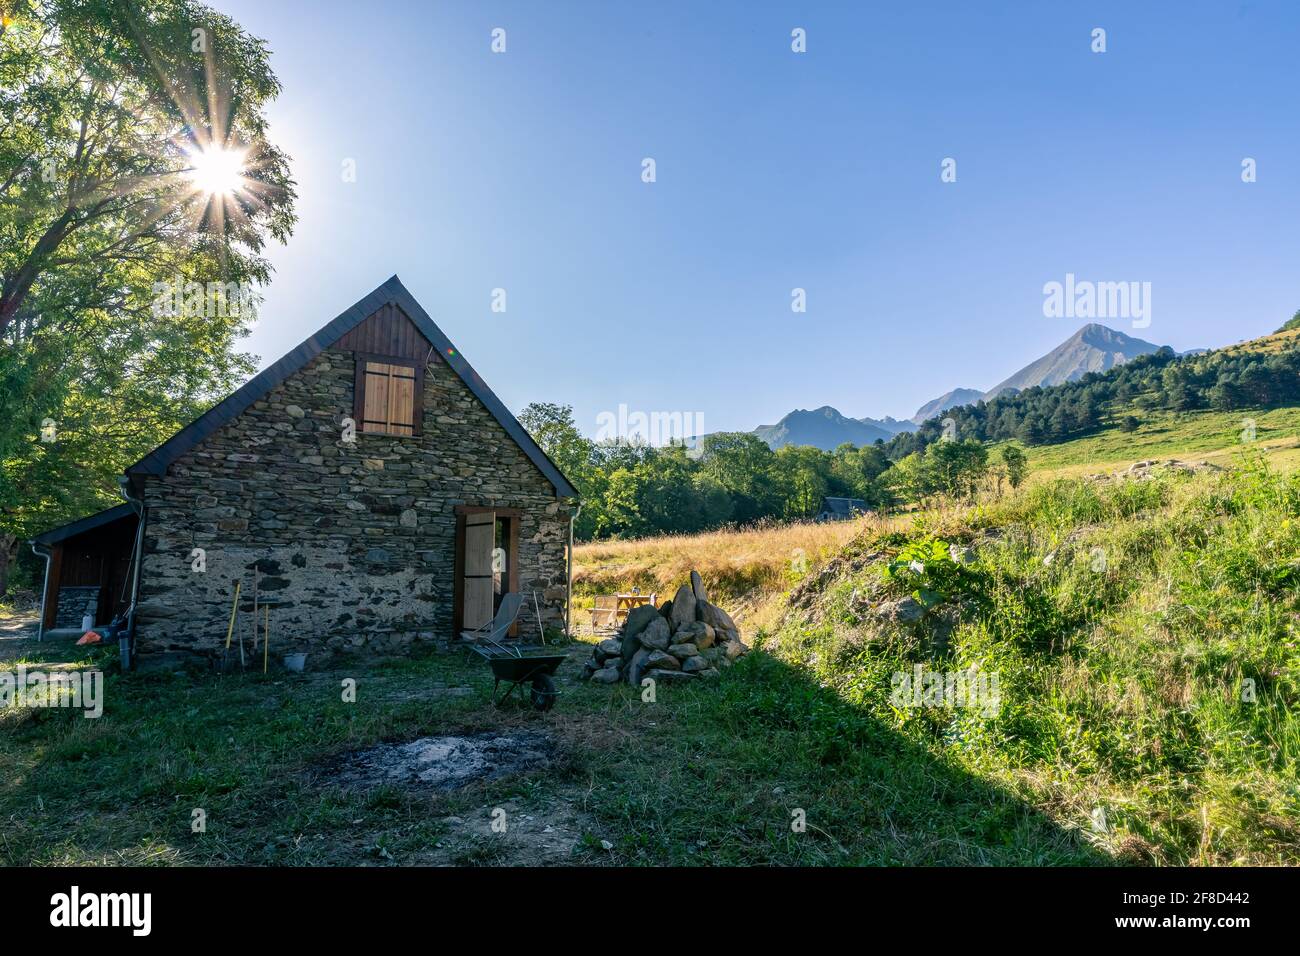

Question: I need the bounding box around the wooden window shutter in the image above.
[355,357,422,435]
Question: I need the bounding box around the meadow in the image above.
[5,442,1295,865]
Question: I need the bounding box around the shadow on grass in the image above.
[0,639,1111,866]
[571,649,1113,866]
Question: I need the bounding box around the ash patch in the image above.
[329,732,553,790]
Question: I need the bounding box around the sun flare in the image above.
[186,146,248,197]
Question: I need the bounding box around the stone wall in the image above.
[55,586,100,630]
[134,346,572,659]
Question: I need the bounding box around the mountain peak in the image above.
[983,325,1162,399]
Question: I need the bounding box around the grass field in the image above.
[1018,407,1300,481]
[5,458,1295,865]
[5,406,1299,866]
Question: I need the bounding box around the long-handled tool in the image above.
[223,580,242,670]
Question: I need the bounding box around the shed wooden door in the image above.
[462,511,495,630]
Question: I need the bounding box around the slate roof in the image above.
[31,503,137,547]
[819,497,867,517]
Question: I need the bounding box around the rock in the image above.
[596,638,623,658]
[285,404,305,419]
[658,599,673,622]
[582,660,598,677]
[670,585,697,630]
[622,604,662,662]
[875,596,925,623]
[624,602,662,638]
[690,569,708,603]
[645,650,681,671]
[676,620,715,649]
[638,616,671,651]
[697,599,736,633]
[716,626,740,645]
[646,668,696,683]
[696,667,721,678]
[399,509,418,528]
[723,640,749,661]
[667,642,699,659]
[681,655,710,673]
[627,647,651,687]
[591,666,622,684]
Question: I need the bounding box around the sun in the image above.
[185,146,248,197]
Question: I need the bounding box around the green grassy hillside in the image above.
[765,457,1299,864]
[1005,406,1300,482]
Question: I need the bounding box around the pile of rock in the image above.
[1095,459,1225,483]
[583,571,750,686]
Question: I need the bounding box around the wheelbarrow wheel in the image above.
[530,673,557,711]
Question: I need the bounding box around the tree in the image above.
[999,444,1028,490]
[883,452,932,504]
[518,402,594,485]
[926,439,988,499]
[1,0,298,594]
[772,444,831,518]
[697,431,776,522]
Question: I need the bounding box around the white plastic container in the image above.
[283,653,307,673]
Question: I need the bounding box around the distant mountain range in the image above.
[750,324,1173,451]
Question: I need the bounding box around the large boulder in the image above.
[596,638,622,659]
[638,616,671,651]
[591,666,622,684]
[669,585,697,630]
[675,620,715,649]
[622,604,663,662]
[697,599,737,634]
[645,649,681,671]
[667,643,699,659]
[690,569,708,603]
[681,655,711,674]
[627,647,651,687]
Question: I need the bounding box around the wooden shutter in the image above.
[462,511,495,630]
[358,359,419,435]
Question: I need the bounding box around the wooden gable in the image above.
[336,303,437,363]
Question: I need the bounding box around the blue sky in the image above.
[219,0,1300,434]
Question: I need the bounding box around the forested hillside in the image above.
[527,321,1300,542]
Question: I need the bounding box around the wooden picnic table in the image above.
[615,593,654,618]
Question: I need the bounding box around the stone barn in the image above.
[34,276,579,663]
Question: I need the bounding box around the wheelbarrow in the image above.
[470,636,565,711]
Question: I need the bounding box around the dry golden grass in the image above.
[573,513,902,630]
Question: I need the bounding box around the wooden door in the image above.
[462,511,495,630]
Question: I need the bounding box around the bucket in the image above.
[283,653,307,673]
[81,614,94,632]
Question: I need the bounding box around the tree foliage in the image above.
[1,0,296,592]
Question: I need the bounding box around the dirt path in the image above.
[0,612,41,663]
